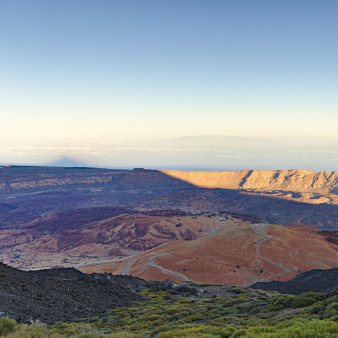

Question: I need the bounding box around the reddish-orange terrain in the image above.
[79,223,338,286]
[2,166,338,285]
[0,210,253,270]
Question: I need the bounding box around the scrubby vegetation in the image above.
[3,286,338,337]
[0,319,16,336]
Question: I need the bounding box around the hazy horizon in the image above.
[1,1,337,171]
[1,134,338,172]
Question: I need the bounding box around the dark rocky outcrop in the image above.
[0,263,145,324]
[251,268,338,295]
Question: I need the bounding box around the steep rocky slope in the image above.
[161,170,338,204]
[2,167,338,206]
[161,169,338,193]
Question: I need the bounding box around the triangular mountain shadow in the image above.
[45,157,93,168]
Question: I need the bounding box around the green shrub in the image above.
[182,313,204,323]
[0,318,16,336]
[156,325,235,338]
[292,296,318,308]
[244,318,338,337]
[301,292,321,301]
[272,295,294,308]
[232,329,246,337]
[5,288,333,338]
[320,302,338,319]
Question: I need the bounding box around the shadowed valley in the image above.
[1,166,338,285]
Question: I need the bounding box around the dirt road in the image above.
[249,223,292,284]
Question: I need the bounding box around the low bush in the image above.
[0,318,16,336]
[245,319,338,337]
[156,325,236,338]
[292,294,320,308]
[2,288,338,338]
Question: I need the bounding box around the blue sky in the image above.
[1,1,337,170]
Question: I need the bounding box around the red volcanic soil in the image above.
[0,209,252,270]
[79,224,338,286]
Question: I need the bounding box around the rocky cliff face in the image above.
[2,166,338,198]
[0,167,191,194]
[161,170,338,194]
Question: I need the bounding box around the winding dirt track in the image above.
[136,223,293,284]
[148,256,189,281]
[123,257,139,275]
[78,223,295,285]
[248,223,292,284]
